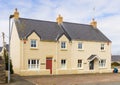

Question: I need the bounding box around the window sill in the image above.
[77,68,83,70]
[78,49,84,51]
[60,68,67,70]
[100,50,105,52]
[72,68,83,70]
[30,47,38,50]
[60,48,67,51]
[28,69,40,71]
[99,67,107,69]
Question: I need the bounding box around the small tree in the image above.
[4,49,14,74]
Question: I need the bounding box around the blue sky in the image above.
[0,0,120,54]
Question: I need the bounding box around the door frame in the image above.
[46,57,52,74]
[89,60,94,70]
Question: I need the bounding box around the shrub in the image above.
[4,49,14,74]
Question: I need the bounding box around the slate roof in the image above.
[15,18,111,42]
[112,55,120,62]
[87,55,96,60]
[87,55,100,61]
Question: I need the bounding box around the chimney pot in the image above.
[90,18,97,28]
[14,8,19,19]
[56,14,63,24]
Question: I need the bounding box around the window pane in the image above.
[28,59,39,69]
[99,59,106,67]
[78,60,82,68]
[61,42,66,48]
[28,60,30,69]
[31,40,36,47]
[78,43,82,49]
[37,60,39,64]
[61,59,66,68]
[28,59,30,64]
[101,44,104,50]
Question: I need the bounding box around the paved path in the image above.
[1,74,34,85]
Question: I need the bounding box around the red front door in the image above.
[46,58,52,74]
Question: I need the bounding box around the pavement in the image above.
[1,73,120,85]
[0,74,35,85]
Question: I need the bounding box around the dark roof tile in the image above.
[15,18,111,42]
[112,55,120,62]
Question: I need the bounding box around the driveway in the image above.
[22,73,120,85]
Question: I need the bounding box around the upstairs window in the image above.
[31,40,37,48]
[101,44,105,50]
[78,43,82,49]
[61,59,66,69]
[61,41,67,49]
[99,59,106,68]
[78,60,82,68]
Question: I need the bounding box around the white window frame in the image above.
[101,44,105,51]
[99,59,106,68]
[78,42,83,50]
[61,59,66,69]
[61,41,67,49]
[77,59,82,69]
[30,39,37,48]
[28,59,40,70]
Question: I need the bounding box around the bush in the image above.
[4,49,14,74]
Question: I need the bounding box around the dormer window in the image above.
[31,40,37,48]
[61,41,67,49]
[101,44,105,50]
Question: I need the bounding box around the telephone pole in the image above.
[2,32,5,48]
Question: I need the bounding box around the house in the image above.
[10,9,112,76]
[112,55,120,64]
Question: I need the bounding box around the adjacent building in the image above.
[112,55,120,64]
[10,9,112,76]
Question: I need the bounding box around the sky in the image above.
[0,0,120,55]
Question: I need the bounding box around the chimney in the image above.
[90,18,97,28]
[14,8,19,19]
[56,14,63,24]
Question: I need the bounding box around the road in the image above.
[2,73,120,85]
[23,73,120,85]
[82,82,120,85]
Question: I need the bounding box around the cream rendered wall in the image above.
[10,22,21,73]
[17,32,111,75]
[56,34,111,74]
[20,32,57,75]
[71,40,111,73]
[57,35,73,74]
